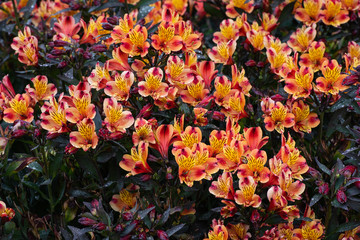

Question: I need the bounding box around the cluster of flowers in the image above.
[1,0,360,238]
[0,201,15,224]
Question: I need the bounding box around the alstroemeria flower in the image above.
[87,62,111,90]
[231,65,252,96]
[279,166,305,201]
[213,19,240,44]
[173,146,206,187]
[172,126,202,153]
[25,75,57,102]
[263,102,295,133]
[196,61,218,89]
[80,15,111,45]
[214,76,232,106]
[295,220,324,240]
[119,141,153,176]
[138,67,169,100]
[180,76,210,106]
[225,0,254,18]
[40,94,69,134]
[208,40,236,65]
[193,108,208,126]
[110,185,138,212]
[295,0,323,25]
[216,138,244,172]
[238,149,271,183]
[261,13,278,32]
[120,25,150,57]
[316,59,348,95]
[11,26,36,53]
[164,0,188,15]
[291,100,320,133]
[103,97,134,133]
[235,13,251,37]
[18,41,38,66]
[165,56,192,87]
[299,41,327,72]
[132,118,156,146]
[105,71,134,101]
[3,94,34,123]
[287,25,316,52]
[153,124,176,159]
[53,16,81,40]
[209,130,227,156]
[106,47,131,72]
[246,29,266,51]
[175,20,202,52]
[242,127,269,153]
[204,219,229,240]
[222,90,247,121]
[70,118,98,152]
[321,0,350,27]
[111,13,137,43]
[267,185,288,211]
[227,223,251,240]
[209,171,234,200]
[65,90,96,123]
[151,22,183,54]
[284,66,314,99]
[234,176,261,208]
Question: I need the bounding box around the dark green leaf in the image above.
[159,208,170,225]
[119,222,137,236]
[310,194,323,207]
[138,206,155,220]
[334,175,345,192]
[135,0,159,9]
[315,158,331,176]
[88,1,123,12]
[27,161,43,172]
[336,222,360,233]
[166,223,185,237]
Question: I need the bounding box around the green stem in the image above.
[324,200,332,230]
[10,0,21,30]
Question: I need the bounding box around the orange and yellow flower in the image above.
[151,21,183,54]
[110,185,138,212]
[3,94,34,123]
[321,0,350,27]
[138,67,169,100]
[234,176,261,208]
[238,149,271,183]
[208,40,236,65]
[119,141,153,176]
[54,16,81,40]
[180,76,209,106]
[104,71,134,101]
[87,62,111,90]
[69,118,98,151]
[299,41,327,72]
[209,171,234,200]
[25,75,57,102]
[263,101,295,133]
[316,59,348,95]
[225,0,254,18]
[291,100,320,133]
[111,13,137,43]
[65,88,96,123]
[284,66,314,99]
[120,25,150,57]
[295,0,323,25]
[132,118,156,146]
[213,19,240,44]
[216,138,244,172]
[287,25,316,52]
[103,97,134,133]
[204,219,229,240]
[106,47,131,72]
[40,94,69,134]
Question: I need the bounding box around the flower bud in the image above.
[212,111,225,121]
[12,129,28,138]
[250,209,260,223]
[114,224,123,232]
[78,217,97,226]
[93,222,106,231]
[245,60,256,67]
[140,174,151,182]
[122,212,133,221]
[138,232,146,240]
[58,61,68,69]
[307,167,321,179]
[107,17,119,25]
[33,128,41,138]
[318,182,329,195]
[257,61,265,68]
[270,94,285,102]
[336,188,347,204]
[102,23,114,30]
[92,44,107,52]
[46,132,61,140]
[340,165,357,179]
[54,40,71,47]
[98,128,110,141]
[50,49,65,56]
[157,230,169,240]
[60,0,71,3]
[64,143,78,155]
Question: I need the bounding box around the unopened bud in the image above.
[54,40,70,47]
[157,230,169,240]
[102,23,114,30]
[245,60,256,67]
[92,44,107,52]
[122,212,133,221]
[78,217,97,226]
[107,17,119,25]
[12,129,28,138]
[336,188,347,204]
[250,209,260,223]
[93,222,106,231]
[64,143,78,155]
[318,182,329,195]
